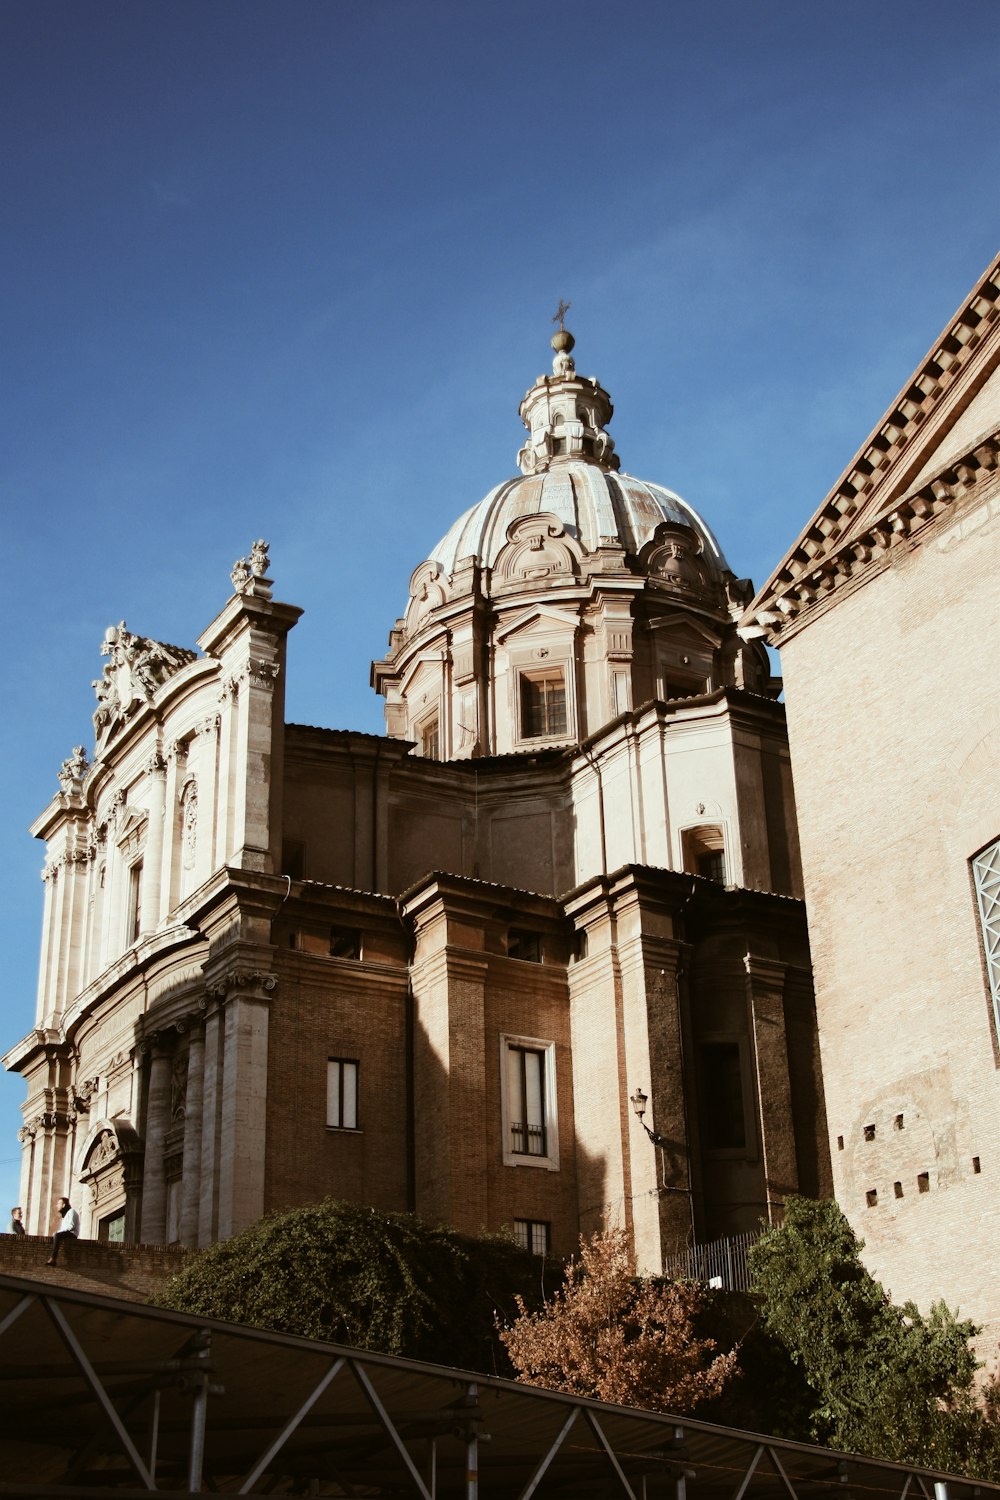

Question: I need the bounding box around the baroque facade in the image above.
[5,327,830,1271]
[743,250,1000,1348]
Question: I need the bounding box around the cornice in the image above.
[742,433,1000,644]
[744,250,1000,643]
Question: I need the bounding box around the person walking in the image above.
[8,1206,25,1235]
[46,1197,80,1264]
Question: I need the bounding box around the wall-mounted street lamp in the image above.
[629,1087,671,1149]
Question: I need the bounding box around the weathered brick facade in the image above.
[5,332,830,1276]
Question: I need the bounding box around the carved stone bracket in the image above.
[206,969,279,1002]
[246,659,280,691]
[71,1077,100,1113]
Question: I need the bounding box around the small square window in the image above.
[329,926,362,960]
[327,1058,359,1130]
[508,928,542,963]
[514,1219,551,1256]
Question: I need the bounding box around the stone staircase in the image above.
[0,1230,192,1302]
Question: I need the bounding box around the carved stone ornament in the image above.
[246,658,280,690]
[57,745,89,793]
[206,969,279,1001]
[644,523,712,597]
[180,779,198,871]
[92,622,195,743]
[494,514,582,588]
[405,561,448,631]
[231,539,273,599]
[71,1077,100,1113]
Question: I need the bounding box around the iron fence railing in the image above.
[663,1228,761,1291]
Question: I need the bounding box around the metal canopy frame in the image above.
[0,1272,994,1500]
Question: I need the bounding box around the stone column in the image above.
[179,1023,206,1247]
[744,954,800,1221]
[139,1046,173,1243]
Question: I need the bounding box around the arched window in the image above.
[682,824,727,883]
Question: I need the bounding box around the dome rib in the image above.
[428,462,729,576]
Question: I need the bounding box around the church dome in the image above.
[372,315,768,759]
[430,465,730,576]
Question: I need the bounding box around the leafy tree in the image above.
[499,1226,736,1413]
[156,1199,548,1374]
[749,1196,1000,1477]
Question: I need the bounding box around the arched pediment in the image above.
[640,522,717,600]
[493,514,583,589]
[404,561,449,633]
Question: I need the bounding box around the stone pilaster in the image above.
[206,970,276,1240]
[744,953,800,1220]
[139,1046,173,1242]
[179,1023,206,1247]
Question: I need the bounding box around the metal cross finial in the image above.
[552,298,571,331]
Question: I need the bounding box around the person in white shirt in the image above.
[46,1196,80,1265]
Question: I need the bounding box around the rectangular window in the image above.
[698,1041,747,1151]
[329,926,362,960]
[501,1036,559,1169]
[127,861,143,944]
[514,1219,551,1256]
[972,837,1000,1042]
[507,928,542,963]
[520,671,567,739]
[327,1058,359,1130]
[420,716,440,760]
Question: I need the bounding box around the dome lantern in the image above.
[516,309,619,477]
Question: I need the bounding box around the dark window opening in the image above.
[698,1041,746,1151]
[508,928,542,963]
[682,825,726,883]
[330,927,362,960]
[281,840,306,880]
[127,861,143,944]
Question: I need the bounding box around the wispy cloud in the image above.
[149,179,191,209]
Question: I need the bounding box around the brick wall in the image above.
[0,1231,191,1303]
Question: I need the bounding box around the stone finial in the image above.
[231,540,272,600]
[57,745,89,793]
[551,300,576,377]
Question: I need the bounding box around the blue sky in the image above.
[2,0,998,1220]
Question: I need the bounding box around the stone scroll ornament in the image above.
[92,623,195,743]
